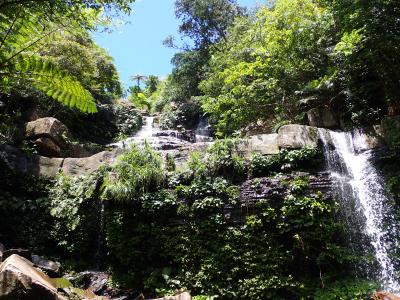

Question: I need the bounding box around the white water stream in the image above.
[319,129,400,291]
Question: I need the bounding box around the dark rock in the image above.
[0,144,63,177]
[25,117,72,151]
[31,255,61,275]
[2,249,31,261]
[68,271,109,295]
[32,137,62,157]
[224,172,332,224]
[307,107,339,129]
[0,254,66,300]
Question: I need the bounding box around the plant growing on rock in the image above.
[101,143,166,202]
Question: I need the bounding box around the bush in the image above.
[314,279,378,300]
[49,172,102,263]
[101,143,166,202]
[188,139,246,181]
[250,147,322,177]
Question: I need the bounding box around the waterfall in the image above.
[136,116,158,139]
[195,117,213,142]
[319,129,400,291]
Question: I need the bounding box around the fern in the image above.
[0,8,97,113]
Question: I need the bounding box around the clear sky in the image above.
[92,0,264,91]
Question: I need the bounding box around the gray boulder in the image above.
[277,125,318,149]
[25,117,95,158]
[25,117,72,151]
[0,254,66,300]
[62,149,122,176]
[148,292,191,300]
[235,134,280,159]
[31,255,61,275]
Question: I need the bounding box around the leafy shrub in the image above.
[49,172,101,262]
[159,100,201,130]
[102,143,166,202]
[188,139,246,181]
[314,279,378,300]
[250,147,322,177]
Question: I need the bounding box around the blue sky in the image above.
[92,0,264,90]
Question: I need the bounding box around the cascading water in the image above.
[319,129,400,291]
[195,117,213,142]
[136,116,158,139]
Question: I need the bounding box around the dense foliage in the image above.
[152,0,400,136]
[0,140,379,298]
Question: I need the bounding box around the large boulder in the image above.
[0,145,63,178]
[373,291,400,300]
[25,117,72,151]
[236,134,280,159]
[277,125,318,149]
[0,144,119,178]
[31,255,60,275]
[307,107,339,129]
[24,117,95,158]
[0,254,66,300]
[62,149,122,176]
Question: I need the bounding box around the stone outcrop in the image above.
[0,144,121,178]
[31,255,60,275]
[236,134,280,159]
[373,291,400,300]
[62,149,121,176]
[224,172,332,224]
[307,107,339,129]
[24,117,95,158]
[25,117,72,149]
[277,125,319,149]
[0,254,66,300]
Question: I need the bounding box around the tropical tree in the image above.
[0,6,98,112]
[175,0,245,50]
[41,31,123,103]
[200,0,332,135]
[130,74,148,88]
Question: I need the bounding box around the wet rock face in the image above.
[0,254,65,300]
[224,172,332,224]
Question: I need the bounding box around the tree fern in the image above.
[0,7,97,113]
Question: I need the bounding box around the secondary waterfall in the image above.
[319,129,400,291]
[195,117,213,142]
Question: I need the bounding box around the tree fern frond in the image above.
[11,55,97,113]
